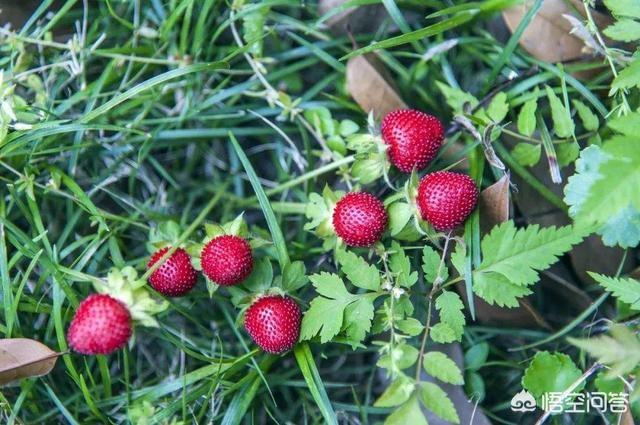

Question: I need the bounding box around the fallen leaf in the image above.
[479,173,510,234]
[346,53,408,119]
[318,0,386,35]
[0,338,61,386]
[502,0,610,63]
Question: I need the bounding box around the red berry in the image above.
[332,192,388,247]
[201,235,253,286]
[147,247,198,297]
[67,294,132,355]
[381,109,444,173]
[244,295,301,354]
[417,171,478,231]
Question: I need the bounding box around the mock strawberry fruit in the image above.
[381,109,444,173]
[244,295,301,354]
[417,171,478,231]
[67,294,132,355]
[332,192,388,247]
[201,235,253,286]
[147,247,198,297]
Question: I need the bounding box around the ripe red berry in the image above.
[147,247,198,297]
[381,109,444,173]
[332,192,388,247]
[201,235,253,286]
[417,171,478,231]
[244,295,301,354]
[67,294,132,355]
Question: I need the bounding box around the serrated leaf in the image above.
[336,249,380,291]
[389,242,418,288]
[604,19,640,41]
[578,136,640,227]
[310,272,351,299]
[343,296,376,346]
[611,59,640,93]
[486,92,508,123]
[569,325,640,377]
[564,145,640,248]
[374,376,415,407]
[473,272,532,307]
[436,81,479,114]
[434,291,464,341]
[422,245,448,283]
[430,323,457,343]
[396,318,424,336]
[378,344,419,371]
[572,100,599,131]
[589,272,640,310]
[517,97,537,137]
[475,221,588,286]
[603,0,640,19]
[385,395,427,425]
[522,351,583,401]
[511,143,541,167]
[608,111,640,136]
[300,296,349,343]
[545,86,574,139]
[422,351,464,385]
[419,382,460,424]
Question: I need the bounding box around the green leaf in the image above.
[604,19,640,41]
[486,92,508,123]
[378,343,419,371]
[430,323,458,343]
[578,136,640,227]
[388,202,414,236]
[423,351,464,385]
[342,10,478,59]
[396,318,424,336]
[572,100,599,131]
[434,291,465,341]
[476,221,588,286]
[517,97,537,137]
[511,143,541,167]
[608,111,640,136]
[611,59,640,93]
[339,119,359,137]
[281,261,308,292]
[241,257,273,292]
[603,0,640,19]
[384,395,427,425]
[351,154,386,184]
[301,296,349,343]
[545,86,574,139]
[564,145,640,248]
[374,376,415,407]
[310,272,351,299]
[522,351,583,399]
[343,295,376,346]
[419,382,460,424]
[556,141,580,167]
[436,81,479,114]
[569,325,640,377]
[293,344,338,425]
[473,272,532,307]
[242,5,269,57]
[588,272,640,310]
[389,242,418,288]
[464,342,489,371]
[336,249,381,291]
[422,245,448,283]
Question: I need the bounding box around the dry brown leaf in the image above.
[478,173,510,234]
[0,338,61,386]
[318,0,386,35]
[346,54,407,119]
[502,0,610,63]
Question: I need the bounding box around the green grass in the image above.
[0,0,634,424]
